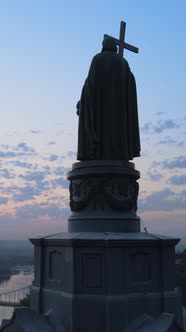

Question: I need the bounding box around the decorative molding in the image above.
[69,178,91,211]
[130,252,152,283]
[81,254,102,289]
[69,176,139,213]
[48,250,63,282]
[105,179,139,211]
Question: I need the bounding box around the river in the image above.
[0,265,34,325]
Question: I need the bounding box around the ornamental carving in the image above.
[69,176,139,212]
[69,179,91,211]
[105,179,139,211]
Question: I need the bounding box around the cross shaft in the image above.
[104,21,139,57]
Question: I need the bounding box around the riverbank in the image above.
[0,265,34,325]
[0,241,34,324]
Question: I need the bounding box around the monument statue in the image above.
[77,21,141,161]
[1,21,183,332]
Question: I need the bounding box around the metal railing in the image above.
[0,285,31,307]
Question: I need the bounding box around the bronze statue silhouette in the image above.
[77,22,140,161]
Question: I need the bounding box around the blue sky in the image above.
[0,0,185,239]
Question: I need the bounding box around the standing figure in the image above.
[77,36,140,161]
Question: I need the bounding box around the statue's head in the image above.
[102,37,117,53]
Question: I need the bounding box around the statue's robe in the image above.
[77,50,141,161]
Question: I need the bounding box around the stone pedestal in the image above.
[1,161,184,332]
[28,162,184,331]
[28,232,183,332]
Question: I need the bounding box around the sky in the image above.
[0,0,185,240]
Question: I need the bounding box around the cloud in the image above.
[139,188,186,212]
[0,168,15,179]
[147,171,163,181]
[19,170,50,182]
[43,165,51,171]
[54,167,68,176]
[158,138,177,145]
[0,145,9,150]
[154,120,180,132]
[177,141,184,147]
[15,142,35,153]
[66,151,77,159]
[0,197,8,204]
[4,181,50,200]
[36,181,50,190]
[0,151,29,158]
[181,190,186,196]
[29,130,40,134]
[48,141,56,145]
[3,185,20,195]
[161,156,186,169]
[12,185,41,202]
[10,161,36,170]
[49,195,68,202]
[49,154,58,162]
[142,119,181,134]
[169,175,186,185]
[141,122,153,133]
[154,112,165,116]
[15,203,70,220]
[0,142,36,158]
[158,138,184,147]
[51,177,69,189]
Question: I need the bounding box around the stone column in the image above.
[67,160,140,233]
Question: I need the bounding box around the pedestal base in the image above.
[1,232,183,332]
[28,232,183,332]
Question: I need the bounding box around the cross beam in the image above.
[104,21,139,57]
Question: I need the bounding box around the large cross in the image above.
[104,21,139,57]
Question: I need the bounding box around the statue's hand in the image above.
[76,101,80,116]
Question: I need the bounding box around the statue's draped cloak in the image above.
[77,51,140,161]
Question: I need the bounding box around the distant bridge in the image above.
[0,285,31,307]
